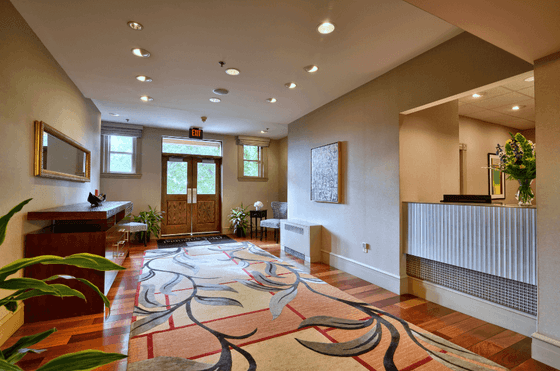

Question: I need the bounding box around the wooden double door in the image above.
[161,155,221,235]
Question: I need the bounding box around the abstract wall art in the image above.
[311,142,341,203]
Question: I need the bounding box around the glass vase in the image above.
[516,179,534,206]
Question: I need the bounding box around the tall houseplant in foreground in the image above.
[494,133,536,206]
[228,203,249,237]
[132,206,164,244]
[0,199,127,370]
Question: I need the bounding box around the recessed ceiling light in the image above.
[512,105,524,110]
[209,97,221,103]
[285,82,297,89]
[213,88,229,95]
[524,76,535,82]
[225,68,240,76]
[266,98,277,103]
[132,48,150,58]
[304,65,319,73]
[109,113,119,116]
[317,22,335,34]
[136,75,152,82]
[127,21,143,31]
[261,128,269,134]
[472,93,483,98]
[140,95,153,102]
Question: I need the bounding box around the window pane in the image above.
[197,163,216,195]
[244,161,258,177]
[243,145,259,160]
[110,153,132,173]
[43,133,48,147]
[162,143,220,156]
[110,136,133,153]
[167,162,188,195]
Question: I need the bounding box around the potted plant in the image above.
[228,203,249,237]
[0,199,127,370]
[133,206,164,244]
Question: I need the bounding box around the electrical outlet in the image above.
[362,242,368,253]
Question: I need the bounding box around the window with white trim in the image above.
[236,136,269,181]
[101,122,142,178]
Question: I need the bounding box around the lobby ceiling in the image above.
[10,0,462,139]
[458,73,535,130]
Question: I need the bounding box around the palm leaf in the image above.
[0,199,32,246]
[35,350,127,371]
[2,328,55,361]
[0,359,23,371]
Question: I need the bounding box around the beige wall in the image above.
[400,101,460,203]
[458,116,527,204]
[0,0,101,339]
[288,32,532,293]
[100,127,283,234]
[534,56,560,362]
[278,137,288,202]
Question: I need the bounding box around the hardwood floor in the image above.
[3,236,557,370]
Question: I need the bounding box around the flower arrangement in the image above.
[494,133,536,205]
[254,201,263,210]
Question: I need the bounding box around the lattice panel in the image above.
[166,201,187,225]
[197,201,215,224]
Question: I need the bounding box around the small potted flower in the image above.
[228,203,249,237]
[493,133,536,206]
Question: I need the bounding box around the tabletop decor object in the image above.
[494,133,536,206]
[254,200,263,210]
[87,192,106,207]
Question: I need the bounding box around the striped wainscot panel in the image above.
[405,202,537,285]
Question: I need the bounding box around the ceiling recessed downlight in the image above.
[225,68,240,76]
[512,105,525,110]
[132,48,150,58]
[213,88,229,95]
[140,95,153,102]
[472,93,483,98]
[285,82,297,89]
[209,97,221,103]
[317,22,335,34]
[136,75,152,82]
[266,98,277,103]
[127,21,143,30]
[304,65,319,73]
[109,113,119,117]
[525,76,535,82]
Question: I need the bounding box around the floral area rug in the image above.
[127,242,508,371]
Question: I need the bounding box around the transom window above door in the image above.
[162,137,222,156]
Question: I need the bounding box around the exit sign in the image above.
[189,128,203,139]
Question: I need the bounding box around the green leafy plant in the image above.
[228,203,249,237]
[0,199,127,370]
[132,206,164,243]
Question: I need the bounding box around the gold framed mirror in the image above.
[34,120,91,182]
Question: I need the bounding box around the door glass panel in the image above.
[197,163,216,194]
[167,161,188,194]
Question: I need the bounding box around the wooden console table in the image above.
[25,201,132,322]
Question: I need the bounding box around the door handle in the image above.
[187,188,192,204]
[192,188,197,203]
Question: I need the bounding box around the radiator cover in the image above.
[280,220,322,262]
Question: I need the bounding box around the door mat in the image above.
[157,235,236,249]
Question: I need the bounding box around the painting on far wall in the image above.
[311,142,341,203]
[488,153,505,199]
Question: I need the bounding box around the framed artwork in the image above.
[488,153,505,199]
[311,142,341,203]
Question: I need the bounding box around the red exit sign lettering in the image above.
[189,128,203,139]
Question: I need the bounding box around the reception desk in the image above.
[403,201,536,318]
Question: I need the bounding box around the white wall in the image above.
[288,32,533,294]
[0,0,101,343]
[100,127,282,234]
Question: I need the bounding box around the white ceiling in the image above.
[10,0,462,139]
[458,73,535,130]
[403,0,560,63]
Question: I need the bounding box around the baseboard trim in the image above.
[0,304,24,346]
[408,277,536,336]
[320,250,405,294]
[532,332,560,369]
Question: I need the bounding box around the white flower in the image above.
[254,201,263,208]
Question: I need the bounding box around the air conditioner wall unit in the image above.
[280,219,322,262]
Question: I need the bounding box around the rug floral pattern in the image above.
[127,242,508,371]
